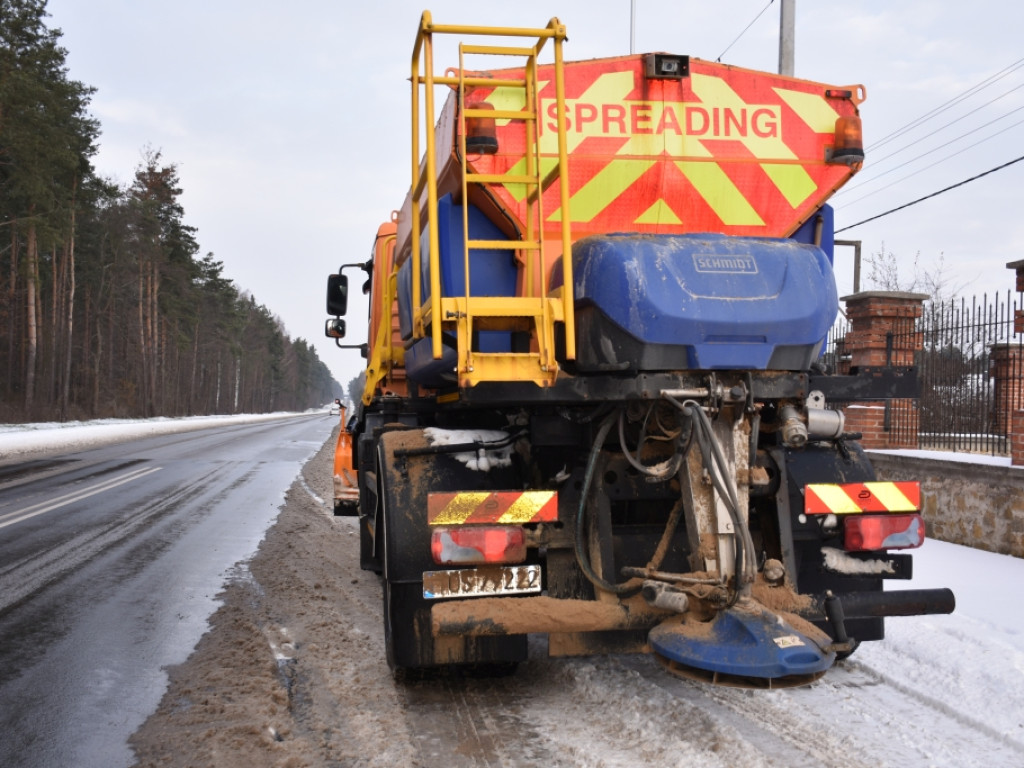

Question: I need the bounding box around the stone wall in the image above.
[868,452,1024,558]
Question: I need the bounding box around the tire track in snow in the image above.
[620,652,1024,768]
[618,655,867,768]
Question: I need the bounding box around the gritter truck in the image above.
[325,12,954,687]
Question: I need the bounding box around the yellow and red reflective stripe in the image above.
[804,482,921,515]
[428,491,558,525]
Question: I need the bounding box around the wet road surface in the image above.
[0,413,332,768]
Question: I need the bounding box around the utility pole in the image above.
[630,0,636,54]
[778,0,795,76]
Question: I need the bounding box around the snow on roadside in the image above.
[854,538,1024,749]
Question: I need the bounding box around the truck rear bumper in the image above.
[432,595,669,637]
[431,588,955,639]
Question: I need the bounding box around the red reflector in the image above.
[431,526,527,565]
[844,514,925,552]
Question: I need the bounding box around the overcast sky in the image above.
[45,0,1024,386]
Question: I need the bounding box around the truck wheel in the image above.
[378,440,435,672]
[381,511,434,671]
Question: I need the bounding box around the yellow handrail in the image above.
[409,13,574,384]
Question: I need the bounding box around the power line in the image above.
[716,0,774,62]
[859,81,1024,173]
[837,107,1024,204]
[835,154,1024,233]
[868,56,1024,151]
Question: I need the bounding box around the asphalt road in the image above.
[0,413,333,768]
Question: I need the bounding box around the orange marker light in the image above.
[464,100,498,155]
[830,115,864,167]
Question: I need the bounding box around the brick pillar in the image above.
[989,343,1024,436]
[840,291,928,449]
[1012,411,1024,466]
[1008,259,1024,334]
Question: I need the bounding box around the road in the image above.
[0,413,332,768]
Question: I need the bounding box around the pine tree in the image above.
[0,0,98,416]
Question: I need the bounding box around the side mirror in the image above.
[325,317,346,339]
[326,274,348,316]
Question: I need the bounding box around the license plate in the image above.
[422,565,542,600]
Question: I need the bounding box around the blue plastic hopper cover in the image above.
[572,233,839,370]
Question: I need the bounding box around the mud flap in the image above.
[377,428,527,671]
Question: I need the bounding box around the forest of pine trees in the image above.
[0,0,339,422]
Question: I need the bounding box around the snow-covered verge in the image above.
[871,447,1022,469]
[0,410,327,460]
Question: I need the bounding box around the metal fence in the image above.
[826,291,1024,455]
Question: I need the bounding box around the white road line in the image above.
[0,466,163,531]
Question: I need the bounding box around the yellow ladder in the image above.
[410,13,574,389]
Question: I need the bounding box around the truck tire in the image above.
[381,513,434,671]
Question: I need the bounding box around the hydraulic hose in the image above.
[574,410,687,597]
[574,412,637,595]
[664,396,756,605]
[617,408,684,480]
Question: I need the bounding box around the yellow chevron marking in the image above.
[809,485,862,514]
[868,483,918,511]
[486,85,525,117]
[496,491,556,523]
[486,81,544,123]
[760,163,818,208]
[773,87,840,133]
[635,199,682,225]
[503,155,560,202]
[676,161,764,226]
[549,158,654,222]
[690,74,797,161]
[432,492,491,525]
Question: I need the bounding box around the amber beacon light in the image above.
[464,100,498,155]
[830,114,864,167]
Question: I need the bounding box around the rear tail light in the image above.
[431,526,526,565]
[844,514,925,552]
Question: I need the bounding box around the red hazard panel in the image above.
[804,482,922,515]
[467,55,861,241]
[427,491,558,525]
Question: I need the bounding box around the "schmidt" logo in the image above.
[693,254,758,274]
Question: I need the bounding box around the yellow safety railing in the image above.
[362,233,400,405]
[409,12,574,388]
